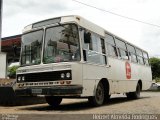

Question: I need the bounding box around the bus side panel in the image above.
[107,57,128,93]
[139,65,152,90]
[71,63,83,85]
[81,63,107,97]
[107,57,150,93]
[125,62,152,92]
[125,63,140,92]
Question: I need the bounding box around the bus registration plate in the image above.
[32,89,42,94]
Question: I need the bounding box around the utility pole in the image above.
[0,0,2,52]
[0,0,6,79]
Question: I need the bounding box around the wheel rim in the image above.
[95,83,104,105]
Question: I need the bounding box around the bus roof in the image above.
[23,15,148,53]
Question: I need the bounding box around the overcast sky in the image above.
[2,0,160,57]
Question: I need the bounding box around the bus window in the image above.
[107,45,118,57]
[83,30,91,50]
[127,44,135,53]
[136,49,143,56]
[83,32,106,65]
[115,38,128,60]
[143,52,149,65]
[101,38,107,64]
[117,48,129,60]
[101,38,105,54]
[143,52,148,58]
[106,34,115,45]
[105,34,118,57]
[127,44,137,63]
[84,31,91,43]
[115,38,126,49]
[129,52,137,63]
[91,34,101,52]
[137,56,144,64]
[136,48,144,64]
[43,24,80,63]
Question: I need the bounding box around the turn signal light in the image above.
[60,81,65,84]
[66,81,71,84]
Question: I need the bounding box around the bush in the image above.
[8,65,19,79]
[149,57,160,79]
[155,77,160,83]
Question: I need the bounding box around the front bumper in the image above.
[15,85,83,96]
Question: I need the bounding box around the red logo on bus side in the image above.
[125,61,131,79]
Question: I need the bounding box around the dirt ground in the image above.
[0,91,160,115]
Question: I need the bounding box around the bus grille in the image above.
[17,70,72,83]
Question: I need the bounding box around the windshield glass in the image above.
[43,24,80,63]
[21,30,43,66]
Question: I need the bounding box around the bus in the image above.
[15,15,152,107]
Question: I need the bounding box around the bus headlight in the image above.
[61,73,65,79]
[18,76,21,81]
[66,72,71,78]
[22,76,25,81]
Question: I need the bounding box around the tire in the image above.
[104,94,111,103]
[126,83,141,99]
[88,82,105,106]
[45,96,62,108]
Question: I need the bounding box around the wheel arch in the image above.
[99,78,110,95]
[89,78,110,106]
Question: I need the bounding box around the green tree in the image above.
[149,57,160,79]
[8,65,19,79]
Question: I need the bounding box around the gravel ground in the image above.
[0,91,160,115]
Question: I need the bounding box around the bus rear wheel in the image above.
[45,96,62,108]
[126,83,141,99]
[88,82,104,106]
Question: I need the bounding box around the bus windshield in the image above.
[21,30,43,66]
[43,24,80,63]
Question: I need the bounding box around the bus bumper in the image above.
[15,85,83,96]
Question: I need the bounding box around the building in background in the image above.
[1,35,21,64]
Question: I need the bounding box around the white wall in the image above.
[0,52,7,78]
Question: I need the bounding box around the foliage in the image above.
[155,77,160,83]
[149,57,160,80]
[8,65,19,79]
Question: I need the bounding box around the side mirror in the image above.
[84,32,91,43]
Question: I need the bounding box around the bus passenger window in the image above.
[91,34,98,51]
[83,32,106,65]
[101,38,105,54]
[117,48,129,60]
[100,38,107,64]
[105,34,118,57]
[143,52,149,65]
[107,44,118,57]
[144,58,149,65]
[127,44,138,63]
[137,56,144,64]
[129,52,137,63]
[115,38,128,60]
[136,48,144,64]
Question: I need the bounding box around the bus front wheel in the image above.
[45,96,62,108]
[88,82,105,106]
[126,83,141,99]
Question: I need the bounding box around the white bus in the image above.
[15,15,152,107]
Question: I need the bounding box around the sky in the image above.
[2,0,160,57]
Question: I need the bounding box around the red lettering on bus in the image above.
[126,61,131,79]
